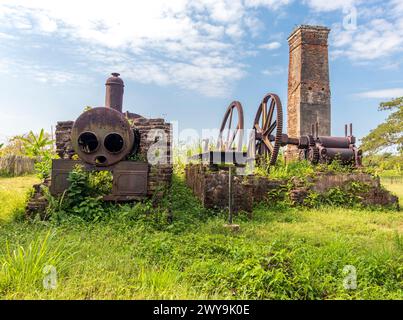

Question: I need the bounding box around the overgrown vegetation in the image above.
[0,129,58,179]
[254,155,356,181]
[302,181,371,208]
[0,120,401,299]
[0,174,402,299]
[44,165,114,222]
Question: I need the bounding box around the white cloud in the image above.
[0,0,292,97]
[0,32,15,39]
[35,13,58,33]
[391,0,403,14]
[329,1,403,61]
[331,18,403,60]
[0,57,88,85]
[259,41,281,50]
[261,66,285,76]
[304,0,358,11]
[245,0,293,10]
[356,88,403,99]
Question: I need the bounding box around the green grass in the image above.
[0,175,39,223]
[381,179,403,202]
[0,175,402,299]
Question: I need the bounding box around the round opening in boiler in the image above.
[95,156,107,165]
[104,133,124,153]
[78,132,98,153]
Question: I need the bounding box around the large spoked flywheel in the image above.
[217,101,244,152]
[252,93,283,166]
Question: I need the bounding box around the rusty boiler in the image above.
[50,73,148,199]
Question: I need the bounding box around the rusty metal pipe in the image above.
[287,137,300,145]
[105,73,124,113]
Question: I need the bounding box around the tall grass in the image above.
[0,175,402,299]
[0,231,66,296]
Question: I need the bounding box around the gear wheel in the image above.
[252,93,283,167]
[308,146,320,164]
[298,149,307,161]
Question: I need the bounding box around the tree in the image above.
[360,97,403,155]
[0,135,25,157]
[20,129,54,158]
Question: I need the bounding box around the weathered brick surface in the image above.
[286,25,331,161]
[26,178,51,219]
[185,164,399,212]
[148,164,173,198]
[126,114,172,164]
[290,173,399,207]
[185,164,284,213]
[55,121,75,159]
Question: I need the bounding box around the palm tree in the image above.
[21,129,53,157]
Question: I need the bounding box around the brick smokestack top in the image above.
[105,72,124,113]
[286,25,331,160]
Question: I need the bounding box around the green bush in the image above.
[45,165,113,222]
[34,151,58,180]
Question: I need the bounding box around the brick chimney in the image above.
[286,25,331,159]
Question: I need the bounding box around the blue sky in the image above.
[0,0,402,145]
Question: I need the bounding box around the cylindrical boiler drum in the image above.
[317,136,350,149]
[71,107,134,166]
[320,147,354,163]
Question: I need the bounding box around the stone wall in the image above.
[185,164,399,212]
[56,121,75,159]
[148,164,173,198]
[127,114,172,164]
[290,172,399,207]
[26,179,50,219]
[185,164,285,213]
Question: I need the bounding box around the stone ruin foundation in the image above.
[185,164,399,214]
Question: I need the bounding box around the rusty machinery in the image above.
[214,93,362,168]
[50,73,148,199]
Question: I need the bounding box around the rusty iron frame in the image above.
[50,159,149,200]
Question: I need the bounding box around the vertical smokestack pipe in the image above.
[105,73,124,113]
[345,124,348,137]
[350,123,353,136]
